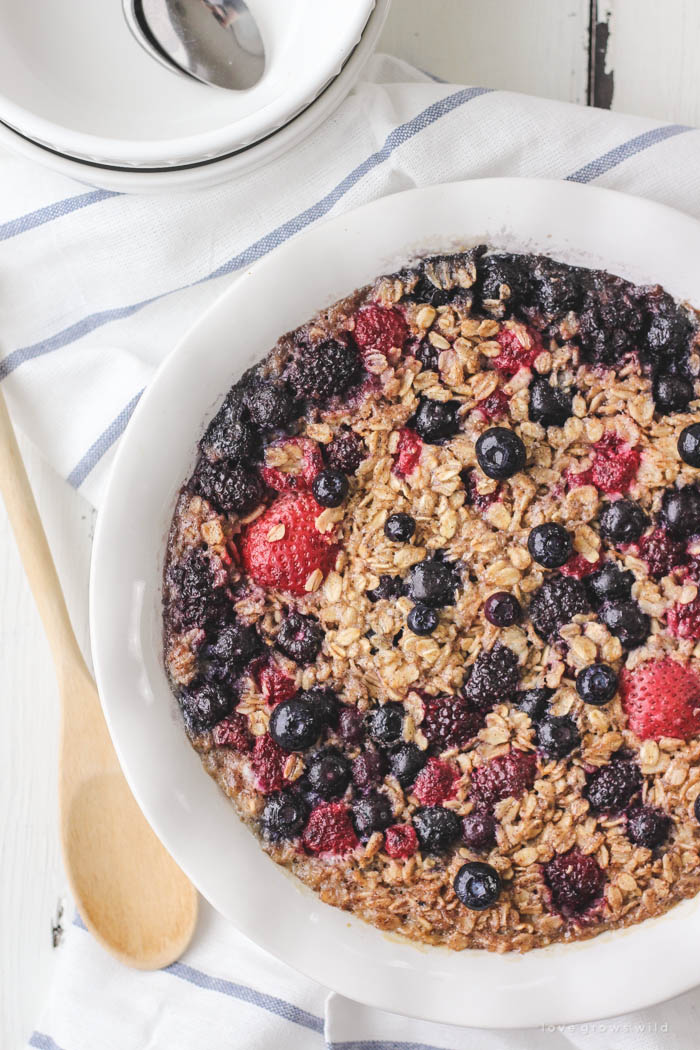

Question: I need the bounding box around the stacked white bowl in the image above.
[0,0,389,192]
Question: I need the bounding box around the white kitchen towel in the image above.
[17,51,700,1050]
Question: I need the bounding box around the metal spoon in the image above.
[124,0,265,90]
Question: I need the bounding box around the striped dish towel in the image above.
[16,52,700,1050]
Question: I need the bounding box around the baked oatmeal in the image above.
[162,247,700,952]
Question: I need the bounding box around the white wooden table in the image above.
[3,2,700,1046]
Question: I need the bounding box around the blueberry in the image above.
[627,806,671,849]
[653,374,693,414]
[179,680,233,734]
[514,687,552,722]
[306,749,351,799]
[537,715,580,759]
[300,686,339,728]
[276,612,323,664]
[660,485,700,538]
[678,424,700,468]
[576,663,618,706]
[269,697,321,751]
[366,702,405,745]
[367,574,404,602]
[528,378,573,427]
[405,558,458,608]
[585,761,642,813]
[351,750,385,794]
[453,861,501,910]
[599,500,649,545]
[528,573,590,639]
[527,522,572,568]
[412,806,461,853]
[311,468,348,508]
[352,793,393,839]
[384,512,416,542]
[475,427,527,480]
[407,604,439,635]
[261,791,308,840]
[413,397,460,443]
[338,706,365,746]
[598,600,650,649]
[483,591,521,627]
[694,795,700,825]
[584,562,634,608]
[246,381,295,429]
[389,743,428,787]
[201,621,261,685]
[461,809,497,850]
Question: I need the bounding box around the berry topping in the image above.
[598,600,650,649]
[463,644,520,708]
[421,693,485,751]
[643,289,694,367]
[678,423,700,467]
[514,687,552,722]
[696,796,700,825]
[545,849,605,917]
[413,758,458,805]
[366,702,405,745]
[537,715,580,759]
[167,547,230,632]
[527,522,573,568]
[325,428,366,475]
[493,323,541,375]
[584,561,634,607]
[389,743,428,787]
[560,553,604,580]
[179,680,233,734]
[413,397,461,443]
[461,467,500,512]
[276,611,324,664]
[268,697,321,752]
[478,255,531,315]
[306,749,351,799]
[476,388,510,421]
[245,381,295,430]
[251,733,288,793]
[599,499,649,545]
[653,374,694,415]
[352,793,394,839]
[212,712,252,751]
[384,512,416,542]
[578,272,645,366]
[338,706,365,746]
[528,574,590,639]
[353,304,408,356]
[311,468,349,508]
[393,427,423,477]
[367,574,404,602]
[384,823,419,859]
[411,336,439,372]
[255,660,297,707]
[483,591,521,627]
[638,528,686,579]
[261,791,308,840]
[620,658,700,740]
[667,595,700,640]
[200,621,260,688]
[576,663,618,706]
[470,750,537,806]
[200,400,259,464]
[302,802,358,855]
[528,378,574,427]
[261,437,323,493]
[405,557,458,608]
[461,808,497,850]
[475,427,527,480]
[531,256,584,318]
[585,759,642,813]
[412,806,462,853]
[193,458,264,516]
[287,336,361,403]
[589,433,641,495]
[407,604,439,636]
[453,862,501,910]
[351,750,385,794]
[660,485,700,538]
[627,806,671,849]
[241,492,339,596]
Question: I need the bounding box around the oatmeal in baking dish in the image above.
[163,247,700,952]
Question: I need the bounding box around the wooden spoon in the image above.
[0,390,198,969]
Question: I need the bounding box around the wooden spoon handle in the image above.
[0,389,85,675]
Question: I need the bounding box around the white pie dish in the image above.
[90,178,700,1028]
[0,0,374,167]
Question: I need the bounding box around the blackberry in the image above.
[167,547,229,631]
[367,574,404,603]
[245,380,295,429]
[261,791,308,841]
[412,336,440,371]
[286,336,361,403]
[599,500,649,545]
[384,513,416,542]
[192,458,263,516]
[453,861,501,910]
[696,795,700,825]
[352,793,393,839]
[201,620,260,685]
[461,808,497,850]
[576,663,618,706]
[537,715,580,759]
[306,749,351,799]
[475,427,526,480]
[584,562,634,608]
[269,697,321,751]
[407,604,439,636]
[200,400,259,463]
[660,484,700,538]
[413,397,460,443]
[528,378,574,427]
[578,272,645,366]
[412,806,462,853]
[405,557,458,608]
[276,612,323,664]
[422,693,485,751]
[653,374,694,415]
[642,287,694,369]
[463,644,520,708]
[514,687,551,723]
[389,743,428,788]
[325,428,365,474]
[545,849,604,916]
[366,702,404,745]
[179,680,233,734]
[483,591,521,627]
[312,468,349,507]
[585,760,642,813]
[626,806,671,849]
[638,528,687,579]
[351,750,385,794]
[528,573,590,639]
[477,253,531,314]
[598,600,650,649]
[527,522,572,568]
[678,424,700,468]
[402,252,479,308]
[531,257,584,318]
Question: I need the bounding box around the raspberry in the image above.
[475,388,510,421]
[463,644,520,708]
[461,468,499,512]
[421,693,485,751]
[286,336,361,403]
[637,528,687,579]
[413,758,458,805]
[325,428,366,475]
[544,849,605,917]
[560,553,603,579]
[620,658,700,740]
[251,733,288,793]
[302,802,358,855]
[493,322,542,375]
[528,573,590,640]
[254,659,297,706]
[470,750,537,807]
[353,304,408,357]
[384,824,418,859]
[585,760,642,813]
[261,438,323,493]
[212,712,252,751]
[393,427,423,477]
[240,491,339,595]
[588,433,641,495]
[667,596,700,640]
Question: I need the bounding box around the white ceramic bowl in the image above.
[91,180,700,1028]
[0,0,374,167]
[0,0,389,194]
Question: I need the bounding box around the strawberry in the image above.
[261,437,323,493]
[620,658,700,740]
[354,304,407,358]
[384,823,418,859]
[393,427,423,477]
[493,322,542,375]
[302,802,358,855]
[413,758,458,805]
[240,491,339,596]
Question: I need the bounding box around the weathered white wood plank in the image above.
[379,0,591,104]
